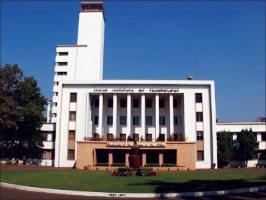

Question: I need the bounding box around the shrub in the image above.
[136,168,157,176]
[112,167,133,176]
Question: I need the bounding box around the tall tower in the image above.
[51,2,105,123]
[76,2,105,80]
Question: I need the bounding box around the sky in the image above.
[1,0,265,121]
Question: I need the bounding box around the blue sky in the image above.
[1,1,265,121]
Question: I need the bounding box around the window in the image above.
[173,99,178,108]
[196,112,203,122]
[120,99,127,108]
[146,99,152,108]
[54,92,58,96]
[174,116,178,125]
[69,111,76,121]
[197,150,204,161]
[43,150,51,159]
[68,130,75,141]
[108,99,113,108]
[70,93,77,102]
[107,116,113,125]
[54,82,59,86]
[57,62,68,66]
[197,131,204,141]
[53,102,57,106]
[120,116,127,125]
[94,99,99,108]
[159,99,165,108]
[146,116,152,125]
[195,93,202,103]
[261,132,266,141]
[58,52,68,56]
[159,116,165,125]
[67,150,75,160]
[94,116,99,125]
[133,99,139,108]
[133,116,139,125]
[52,113,57,117]
[56,72,67,75]
[41,132,48,141]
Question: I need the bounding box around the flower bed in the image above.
[112,167,133,176]
[136,168,157,176]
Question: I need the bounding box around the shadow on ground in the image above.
[129,178,266,199]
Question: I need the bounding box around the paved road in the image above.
[1,187,266,200]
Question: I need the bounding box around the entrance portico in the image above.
[76,141,196,170]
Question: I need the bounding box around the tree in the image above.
[0,64,47,161]
[217,131,234,168]
[233,129,259,164]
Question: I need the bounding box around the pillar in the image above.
[93,149,97,166]
[159,152,163,166]
[142,151,146,167]
[108,151,113,166]
[169,94,174,137]
[127,94,132,137]
[125,153,129,167]
[141,94,146,140]
[98,94,103,137]
[155,94,160,141]
[113,94,117,137]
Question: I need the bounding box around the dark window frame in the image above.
[69,111,76,121]
[70,93,77,102]
[107,116,113,125]
[196,112,203,122]
[195,93,202,103]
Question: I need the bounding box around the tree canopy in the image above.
[0,64,47,160]
[217,131,234,168]
[233,129,259,162]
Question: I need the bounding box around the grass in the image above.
[1,169,266,193]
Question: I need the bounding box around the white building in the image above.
[40,2,265,169]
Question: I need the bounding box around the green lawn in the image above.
[1,169,266,193]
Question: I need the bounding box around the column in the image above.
[98,94,103,137]
[108,151,113,166]
[159,152,163,166]
[93,149,97,166]
[169,94,174,136]
[125,153,129,167]
[155,94,160,141]
[141,94,146,140]
[142,151,146,167]
[113,94,117,137]
[127,94,132,137]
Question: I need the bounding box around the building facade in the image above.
[40,2,265,169]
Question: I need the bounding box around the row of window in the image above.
[69,111,203,123]
[68,93,202,106]
[92,98,181,109]
[67,150,203,161]
[93,115,181,126]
